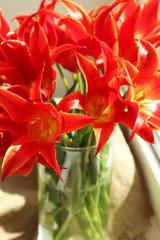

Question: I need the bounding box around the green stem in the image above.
[83,206,100,239]
[50,98,57,107]
[54,213,72,240]
[84,127,94,167]
[72,73,77,83]
[77,72,83,93]
[62,134,72,147]
[88,193,105,238]
[56,64,69,92]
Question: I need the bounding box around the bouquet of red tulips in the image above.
[0,0,159,239]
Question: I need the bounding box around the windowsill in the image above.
[129,134,160,225]
[120,125,160,239]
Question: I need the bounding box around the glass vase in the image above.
[37,133,115,240]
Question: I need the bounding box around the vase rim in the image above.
[55,143,97,151]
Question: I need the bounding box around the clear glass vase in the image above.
[37,133,115,240]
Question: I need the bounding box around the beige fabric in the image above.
[0,127,155,240]
[106,127,153,240]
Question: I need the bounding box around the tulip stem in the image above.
[56,64,69,91]
[77,72,83,93]
[72,73,77,83]
[54,213,73,240]
[62,133,72,147]
[84,127,94,167]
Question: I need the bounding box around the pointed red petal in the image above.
[1,131,16,154]
[51,44,77,62]
[130,112,148,142]
[10,155,36,177]
[93,121,114,155]
[37,154,53,168]
[137,40,159,76]
[29,22,54,88]
[118,0,136,20]
[1,141,38,181]
[137,0,160,38]
[0,116,18,133]
[58,0,92,33]
[95,10,118,54]
[136,122,155,144]
[39,144,63,180]
[57,91,85,112]
[58,111,95,135]
[16,9,64,43]
[6,85,29,101]
[0,9,11,38]
[118,5,140,63]
[76,53,99,93]
[0,40,35,86]
[58,17,88,42]
[1,40,30,67]
[0,88,36,123]
[30,67,44,102]
[100,42,118,81]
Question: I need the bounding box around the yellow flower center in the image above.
[134,90,157,116]
[85,95,113,124]
[27,111,59,144]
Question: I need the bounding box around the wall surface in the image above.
[0,0,111,27]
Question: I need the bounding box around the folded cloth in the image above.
[0,126,154,240]
[106,126,153,240]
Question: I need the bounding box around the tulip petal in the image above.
[0,116,18,133]
[29,22,54,88]
[118,5,139,63]
[0,88,37,123]
[0,132,16,154]
[93,121,114,155]
[137,40,159,76]
[136,122,155,143]
[58,0,92,33]
[37,154,54,169]
[130,111,148,142]
[76,53,100,93]
[59,111,95,135]
[1,141,38,181]
[51,44,77,62]
[94,10,118,53]
[0,9,11,38]
[30,68,44,102]
[58,17,88,42]
[137,0,160,38]
[100,42,118,81]
[0,40,35,86]
[57,91,85,112]
[9,155,36,177]
[39,144,63,180]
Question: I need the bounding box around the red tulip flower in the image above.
[0,22,56,99]
[118,0,160,64]
[57,43,129,154]
[121,40,160,142]
[0,70,95,181]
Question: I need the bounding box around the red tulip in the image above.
[122,40,160,142]
[0,71,95,181]
[57,43,129,154]
[118,0,160,64]
[0,23,56,99]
